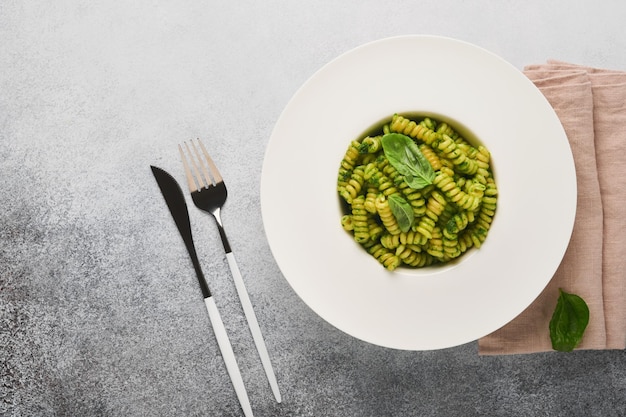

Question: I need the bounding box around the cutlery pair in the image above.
[151,139,280,417]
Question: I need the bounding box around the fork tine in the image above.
[196,139,223,183]
[179,144,200,193]
[190,139,215,187]
[183,141,210,190]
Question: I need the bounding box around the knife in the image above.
[151,165,253,417]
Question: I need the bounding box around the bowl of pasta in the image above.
[261,35,576,350]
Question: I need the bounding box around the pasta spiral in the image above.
[415,191,447,239]
[359,136,383,153]
[431,134,478,175]
[339,165,366,204]
[364,163,400,198]
[351,195,370,243]
[338,140,360,180]
[390,114,440,145]
[364,186,379,214]
[419,143,443,171]
[375,194,402,236]
[363,240,401,270]
[433,171,481,211]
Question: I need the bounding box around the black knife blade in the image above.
[150,165,211,298]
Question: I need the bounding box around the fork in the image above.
[179,139,282,403]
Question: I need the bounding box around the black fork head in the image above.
[191,181,227,212]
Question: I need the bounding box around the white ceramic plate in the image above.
[260,35,576,350]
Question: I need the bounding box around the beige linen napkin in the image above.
[478,61,626,355]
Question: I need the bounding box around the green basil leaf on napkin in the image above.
[388,194,414,233]
[381,133,435,190]
[549,289,590,352]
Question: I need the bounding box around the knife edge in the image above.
[151,165,211,298]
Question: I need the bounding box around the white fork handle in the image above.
[226,252,282,403]
[204,296,254,417]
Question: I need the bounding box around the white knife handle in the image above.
[204,296,254,417]
[226,252,282,403]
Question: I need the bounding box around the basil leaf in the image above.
[549,289,590,352]
[381,133,435,189]
[388,194,414,233]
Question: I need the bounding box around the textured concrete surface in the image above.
[2,1,626,416]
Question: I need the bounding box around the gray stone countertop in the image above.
[2,1,626,416]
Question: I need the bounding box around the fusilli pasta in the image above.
[338,113,497,271]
